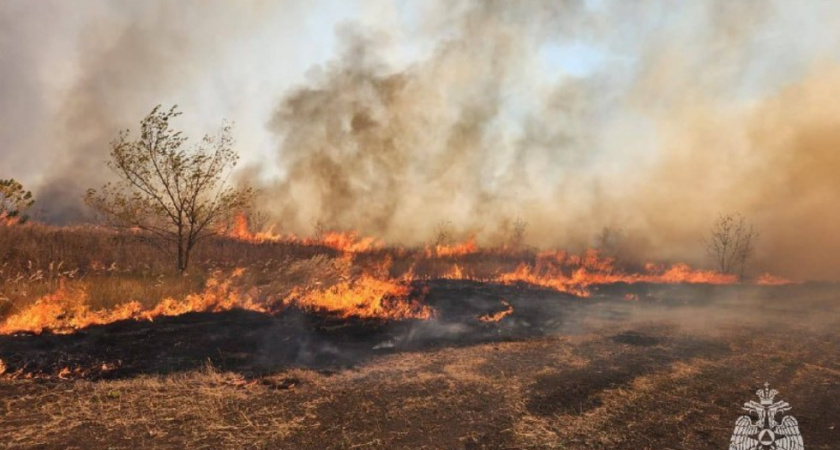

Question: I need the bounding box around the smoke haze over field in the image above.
[2,1,840,280]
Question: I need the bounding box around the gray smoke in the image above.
[259,1,598,241]
[1,0,284,221]
[254,0,840,280]
[4,1,840,280]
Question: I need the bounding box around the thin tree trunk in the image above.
[177,234,187,275]
[182,241,192,275]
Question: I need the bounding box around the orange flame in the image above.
[0,270,265,335]
[315,231,380,254]
[227,213,381,254]
[0,267,433,335]
[229,214,252,240]
[1,223,796,336]
[288,274,432,320]
[756,273,794,286]
[443,264,466,279]
[484,250,738,297]
[427,237,478,258]
[478,300,514,322]
[226,213,285,243]
[0,212,21,226]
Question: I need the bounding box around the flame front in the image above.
[427,237,478,258]
[0,263,431,335]
[449,249,739,297]
[0,221,790,335]
[0,269,265,335]
[756,273,794,286]
[227,213,380,253]
[288,274,432,320]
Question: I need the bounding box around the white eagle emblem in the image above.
[729,383,804,450]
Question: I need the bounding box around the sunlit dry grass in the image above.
[3,322,838,449]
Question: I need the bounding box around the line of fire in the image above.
[1,2,838,449]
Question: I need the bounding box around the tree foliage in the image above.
[705,213,758,278]
[0,178,35,223]
[85,105,254,273]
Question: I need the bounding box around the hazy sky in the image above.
[2,1,840,279]
[0,1,613,179]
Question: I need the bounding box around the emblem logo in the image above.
[729,383,804,450]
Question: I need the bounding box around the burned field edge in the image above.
[1,281,838,449]
[2,280,831,380]
[1,223,838,449]
[0,221,762,335]
[0,279,572,379]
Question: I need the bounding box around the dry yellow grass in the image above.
[2,321,840,449]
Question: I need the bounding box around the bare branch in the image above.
[705,213,759,279]
[85,105,254,274]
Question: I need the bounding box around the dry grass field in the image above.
[1,224,838,449]
[5,2,840,448]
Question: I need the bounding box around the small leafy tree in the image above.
[705,213,758,278]
[0,179,35,223]
[85,105,254,274]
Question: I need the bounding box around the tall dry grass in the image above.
[0,223,347,323]
[0,221,574,328]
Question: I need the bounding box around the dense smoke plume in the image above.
[3,1,840,279]
[0,0,286,221]
[256,0,840,280]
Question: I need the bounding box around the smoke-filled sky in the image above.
[2,0,840,280]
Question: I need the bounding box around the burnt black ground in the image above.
[0,280,834,380]
[1,281,839,449]
[0,280,585,378]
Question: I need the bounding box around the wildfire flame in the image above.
[478,300,514,322]
[756,273,794,286]
[0,218,795,336]
[434,250,738,297]
[427,237,478,258]
[227,213,381,253]
[0,269,264,335]
[443,264,466,279]
[0,266,432,335]
[0,212,21,226]
[229,214,253,240]
[500,251,738,297]
[288,274,432,320]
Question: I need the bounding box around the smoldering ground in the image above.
[1,279,836,380]
[3,1,840,280]
[4,282,838,449]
